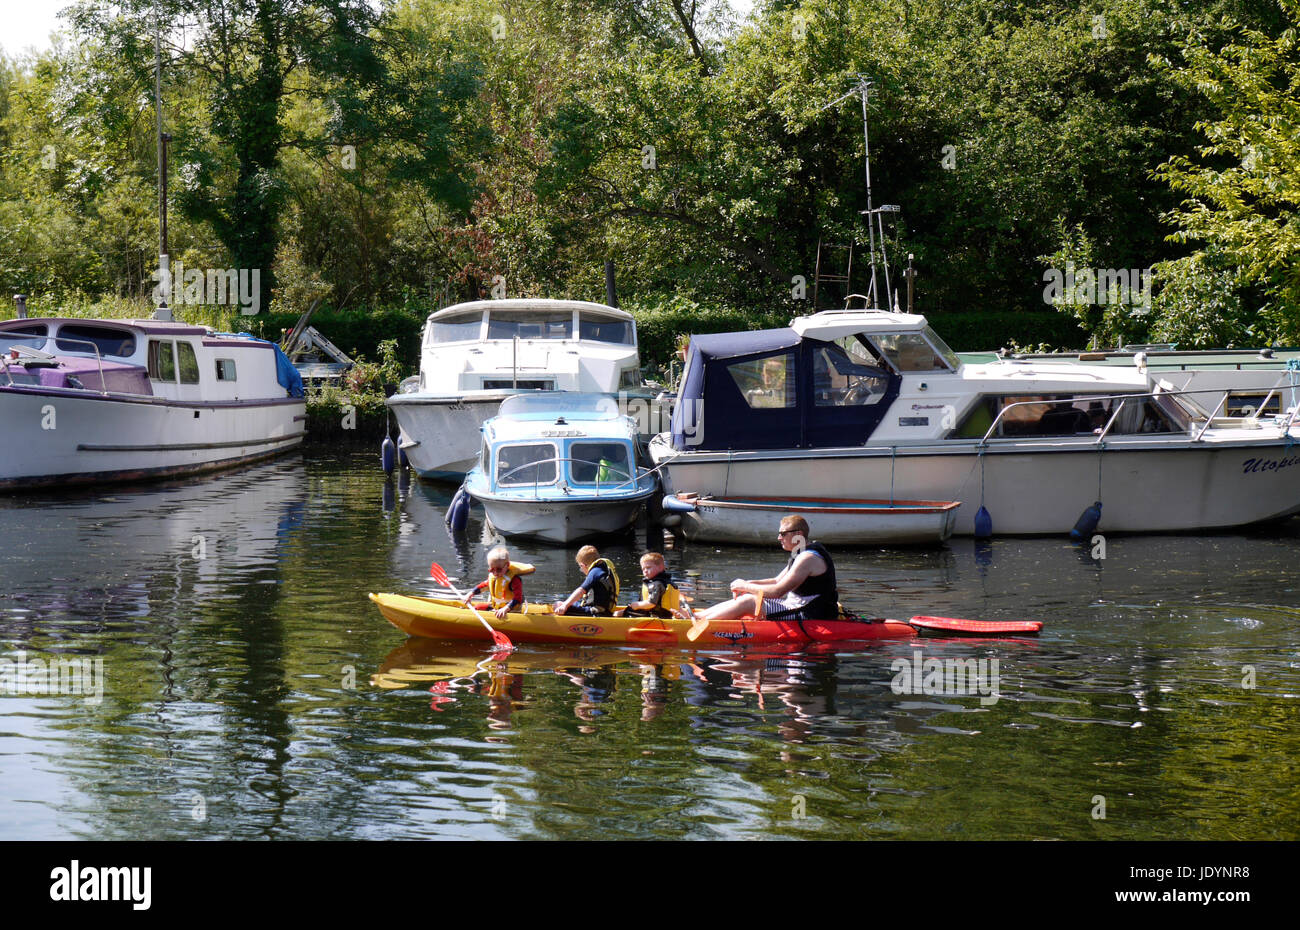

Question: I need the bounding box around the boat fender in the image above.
[381,434,396,475]
[661,494,697,514]
[974,505,993,539]
[1070,501,1102,540]
[398,442,409,469]
[446,485,471,532]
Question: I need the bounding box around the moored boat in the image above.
[0,317,305,489]
[368,592,918,645]
[648,309,1300,536]
[463,392,659,543]
[388,299,645,480]
[663,492,959,545]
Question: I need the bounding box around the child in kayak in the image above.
[626,551,691,619]
[554,545,620,616]
[465,546,530,619]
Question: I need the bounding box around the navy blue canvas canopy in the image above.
[670,328,900,451]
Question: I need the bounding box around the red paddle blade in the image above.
[489,629,514,651]
[429,562,451,587]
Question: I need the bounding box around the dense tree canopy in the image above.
[0,0,1296,358]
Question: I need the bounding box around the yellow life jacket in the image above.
[487,562,534,608]
[640,575,681,612]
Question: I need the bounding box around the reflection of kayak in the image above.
[373,640,676,688]
[368,593,917,645]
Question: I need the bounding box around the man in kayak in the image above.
[554,545,620,616]
[695,516,838,622]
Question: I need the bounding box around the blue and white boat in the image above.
[463,393,658,543]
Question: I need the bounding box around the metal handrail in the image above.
[0,338,110,395]
[496,455,647,498]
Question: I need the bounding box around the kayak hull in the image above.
[369,593,917,645]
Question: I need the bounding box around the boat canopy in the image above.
[670,328,900,451]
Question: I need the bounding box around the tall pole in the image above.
[154,6,171,320]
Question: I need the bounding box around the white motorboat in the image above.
[648,309,1300,536]
[462,393,658,543]
[661,492,960,545]
[0,317,305,489]
[388,299,644,479]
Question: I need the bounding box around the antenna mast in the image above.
[821,75,900,310]
[154,2,172,321]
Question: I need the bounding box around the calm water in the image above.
[1,448,1297,840]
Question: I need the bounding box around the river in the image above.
[1,448,1296,839]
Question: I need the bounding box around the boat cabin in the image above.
[480,393,638,492]
[414,299,642,395]
[0,318,301,402]
[668,310,1193,451]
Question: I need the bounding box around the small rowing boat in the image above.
[661,493,960,545]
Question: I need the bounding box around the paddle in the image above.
[429,561,514,651]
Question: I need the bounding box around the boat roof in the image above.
[427,299,632,323]
[0,317,212,336]
[488,393,634,442]
[791,309,930,341]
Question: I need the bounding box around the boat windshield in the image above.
[0,329,48,353]
[55,324,136,358]
[496,442,558,486]
[570,442,633,485]
[872,328,959,372]
[578,314,634,345]
[429,311,483,344]
[487,311,572,341]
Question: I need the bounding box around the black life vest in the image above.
[787,541,838,619]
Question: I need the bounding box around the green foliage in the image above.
[1153,0,1300,342]
[1148,252,1254,348]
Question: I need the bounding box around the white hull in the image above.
[477,495,651,543]
[0,389,304,488]
[652,435,1300,536]
[670,495,959,545]
[388,393,513,478]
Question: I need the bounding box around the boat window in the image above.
[872,331,954,372]
[487,311,572,341]
[483,379,554,390]
[578,314,634,345]
[728,353,796,409]
[177,342,200,384]
[148,340,177,382]
[951,393,1177,439]
[1226,392,1282,416]
[56,324,136,358]
[429,311,483,344]
[618,367,642,390]
[215,359,237,381]
[570,442,632,485]
[812,343,890,406]
[921,326,962,370]
[496,442,558,486]
[0,328,48,352]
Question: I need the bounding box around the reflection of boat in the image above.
[663,492,959,545]
[387,300,643,480]
[0,317,305,489]
[464,393,658,543]
[368,593,917,645]
[649,309,1300,536]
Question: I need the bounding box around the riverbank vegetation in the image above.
[2,0,1297,364]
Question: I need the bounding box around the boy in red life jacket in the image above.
[466,546,528,619]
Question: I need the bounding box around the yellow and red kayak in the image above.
[368,593,917,646]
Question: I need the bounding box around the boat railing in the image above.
[0,339,109,395]
[978,378,1300,447]
[497,455,647,498]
